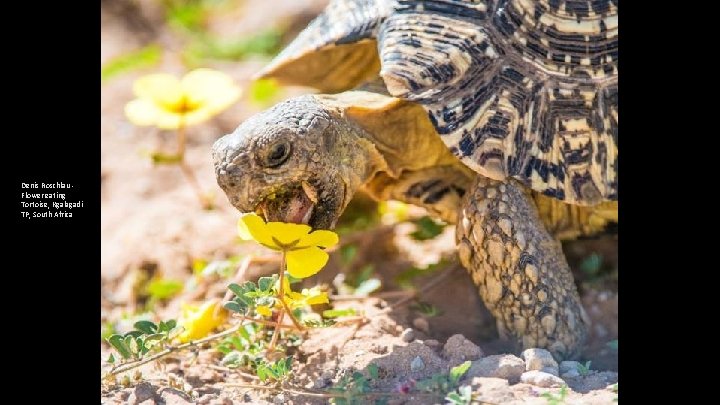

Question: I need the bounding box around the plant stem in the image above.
[176,122,186,158]
[175,123,212,209]
[268,253,287,350]
[108,323,243,376]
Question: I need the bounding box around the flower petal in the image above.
[181,68,241,115]
[133,73,183,108]
[178,299,226,343]
[304,291,329,305]
[266,222,312,246]
[285,246,328,279]
[124,99,161,126]
[238,213,276,248]
[298,230,339,249]
[256,305,272,317]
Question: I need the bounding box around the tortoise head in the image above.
[212,95,381,229]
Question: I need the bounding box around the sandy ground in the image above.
[101,1,618,403]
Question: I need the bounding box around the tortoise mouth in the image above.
[254,179,343,230]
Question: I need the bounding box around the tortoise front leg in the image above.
[456,178,589,360]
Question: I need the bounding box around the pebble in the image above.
[522,348,559,376]
[520,370,566,388]
[400,328,415,342]
[466,355,526,383]
[412,317,430,334]
[410,356,425,372]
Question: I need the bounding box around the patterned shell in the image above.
[259,0,618,206]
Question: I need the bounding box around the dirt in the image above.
[101,1,618,403]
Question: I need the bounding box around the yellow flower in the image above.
[125,68,241,129]
[278,277,329,310]
[237,213,339,279]
[177,299,227,343]
[256,305,273,317]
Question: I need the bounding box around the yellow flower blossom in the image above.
[125,68,241,129]
[277,277,329,310]
[237,213,339,278]
[256,305,273,317]
[177,299,227,343]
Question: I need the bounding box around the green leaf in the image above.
[125,335,140,355]
[367,364,378,379]
[146,278,183,300]
[222,351,242,367]
[322,308,357,318]
[108,335,131,359]
[258,276,276,292]
[223,301,244,313]
[158,319,177,332]
[133,320,157,334]
[101,322,116,341]
[107,353,115,364]
[340,244,358,265]
[150,152,183,165]
[450,361,472,385]
[354,278,381,296]
[101,45,161,82]
[409,216,445,241]
[580,253,603,275]
[124,330,143,338]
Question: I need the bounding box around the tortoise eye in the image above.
[265,141,291,168]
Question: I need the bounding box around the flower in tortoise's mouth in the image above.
[256,180,321,226]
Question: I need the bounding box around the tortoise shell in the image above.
[259,0,618,206]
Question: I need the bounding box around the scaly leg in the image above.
[456,178,589,359]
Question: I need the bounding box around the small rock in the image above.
[410,356,425,372]
[159,388,193,405]
[424,339,441,351]
[412,317,430,334]
[522,348,559,376]
[314,377,328,389]
[520,370,566,388]
[559,361,581,374]
[559,361,582,378]
[466,355,525,383]
[273,394,285,404]
[400,328,416,342]
[127,382,158,404]
[442,334,483,365]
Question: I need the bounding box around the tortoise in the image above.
[212,0,618,359]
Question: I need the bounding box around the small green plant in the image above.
[328,364,381,405]
[445,385,472,405]
[411,301,442,317]
[106,320,182,363]
[415,361,471,396]
[577,361,592,376]
[101,45,161,82]
[410,216,445,241]
[580,253,603,275]
[542,385,568,405]
[256,356,293,382]
[146,277,183,301]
